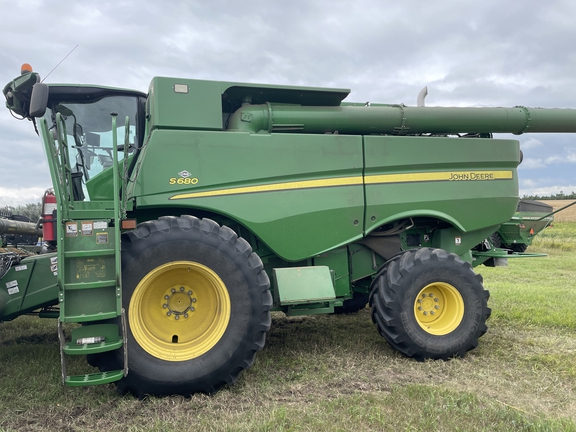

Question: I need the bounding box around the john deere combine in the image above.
[2,65,576,397]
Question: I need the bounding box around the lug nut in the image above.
[184,313,188,318]
[430,311,435,315]
[190,307,195,312]
[163,304,168,308]
[435,305,439,309]
[434,298,439,302]
[192,298,197,303]
[188,291,192,295]
[418,306,423,311]
[423,311,428,316]
[164,295,169,299]
[167,311,171,316]
[180,287,185,291]
[171,288,176,293]
[175,315,179,320]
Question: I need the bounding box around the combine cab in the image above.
[2,65,576,397]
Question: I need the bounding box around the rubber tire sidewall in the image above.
[116,216,271,396]
[370,248,490,360]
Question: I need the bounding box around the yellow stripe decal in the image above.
[365,170,513,184]
[170,176,364,200]
[169,170,513,200]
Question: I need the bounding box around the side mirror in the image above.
[29,83,49,118]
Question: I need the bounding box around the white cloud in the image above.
[520,138,543,149]
[0,186,45,208]
[545,153,576,165]
[520,158,546,169]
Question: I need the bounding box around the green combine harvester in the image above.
[2,64,576,397]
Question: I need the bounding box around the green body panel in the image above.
[59,223,118,322]
[129,129,519,260]
[272,265,336,315]
[312,246,351,297]
[131,130,365,261]
[273,266,335,305]
[348,243,383,283]
[147,77,349,132]
[363,136,520,233]
[85,158,130,201]
[0,253,58,321]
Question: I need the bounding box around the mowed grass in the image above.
[1,224,576,431]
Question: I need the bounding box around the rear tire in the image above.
[370,248,490,360]
[106,216,272,397]
[334,292,369,314]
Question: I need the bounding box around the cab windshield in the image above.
[45,95,138,181]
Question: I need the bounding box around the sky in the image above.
[1,0,576,207]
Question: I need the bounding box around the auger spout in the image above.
[227,103,576,135]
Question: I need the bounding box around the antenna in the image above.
[41,45,79,83]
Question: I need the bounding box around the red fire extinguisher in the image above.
[42,189,57,242]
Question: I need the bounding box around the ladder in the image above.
[40,112,129,386]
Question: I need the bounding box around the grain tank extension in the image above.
[3,67,576,397]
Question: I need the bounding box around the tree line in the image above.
[521,191,576,200]
[0,202,42,222]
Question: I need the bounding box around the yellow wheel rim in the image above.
[413,282,464,335]
[129,261,231,361]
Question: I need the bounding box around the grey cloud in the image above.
[1,0,576,203]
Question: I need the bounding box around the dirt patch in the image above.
[540,200,576,222]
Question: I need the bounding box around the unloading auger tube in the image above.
[0,218,42,237]
[226,103,576,135]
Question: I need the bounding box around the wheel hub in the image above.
[163,286,197,319]
[417,292,441,317]
[413,282,464,335]
[129,261,231,361]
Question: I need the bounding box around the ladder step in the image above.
[64,280,117,290]
[65,323,123,354]
[63,311,119,323]
[64,249,116,258]
[64,338,123,355]
[65,370,124,387]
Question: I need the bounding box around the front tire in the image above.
[112,216,272,397]
[370,248,490,360]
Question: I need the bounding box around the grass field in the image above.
[1,223,575,431]
[540,200,576,222]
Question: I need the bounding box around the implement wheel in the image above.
[506,243,528,253]
[111,216,271,397]
[370,248,490,360]
[489,232,502,248]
